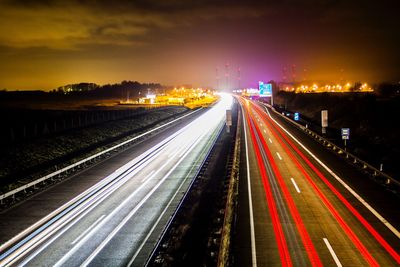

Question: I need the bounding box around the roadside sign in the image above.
[341,128,350,140]
[321,110,328,127]
[226,110,232,126]
[294,112,299,121]
[259,81,272,97]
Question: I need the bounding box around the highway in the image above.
[234,97,400,266]
[0,94,232,267]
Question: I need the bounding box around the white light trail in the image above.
[71,215,105,245]
[0,93,233,267]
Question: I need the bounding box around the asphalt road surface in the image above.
[0,94,233,267]
[234,97,399,266]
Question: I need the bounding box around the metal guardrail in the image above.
[259,102,400,189]
[0,109,202,203]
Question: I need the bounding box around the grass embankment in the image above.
[0,106,188,192]
[274,92,400,180]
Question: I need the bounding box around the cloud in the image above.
[0,1,173,49]
[0,0,273,50]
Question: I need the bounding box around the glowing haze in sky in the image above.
[0,0,399,90]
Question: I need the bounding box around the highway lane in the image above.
[0,94,233,266]
[235,97,399,266]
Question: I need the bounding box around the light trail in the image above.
[242,109,258,267]
[4,141,172,266]
[141,170,156,183]
[245,110,293,267]
[251,102,381,266]
[0,94,233,266]
[262,102,400,239]
[256,102,400,264]
[247,107,322,267]
[0,132,176,263]
[71,215,105,245]
[81,128,210,267]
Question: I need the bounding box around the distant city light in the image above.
[278,81,373,93]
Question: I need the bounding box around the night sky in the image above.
[0,0,399,90]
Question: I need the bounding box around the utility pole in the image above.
[225,62,230,92]
[291,64,297,83]
[237,67,241,90]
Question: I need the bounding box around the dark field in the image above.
[0,95,189,192]
[273,92,400,180]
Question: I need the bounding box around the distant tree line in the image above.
[0,80,168,101]
[51,80,165,99]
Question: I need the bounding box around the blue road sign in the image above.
[259,81,272,97]
[294,112,299,121]
[341,128,350,140]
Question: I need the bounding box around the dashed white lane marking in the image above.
[290,178,301,193]
[323,238,343,267]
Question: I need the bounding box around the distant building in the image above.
[168,97,185,105]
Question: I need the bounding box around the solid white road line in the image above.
[53,153,177,267]
[0,129,180,265]
[323,238,343,267]
[242,110,258,267]
[17,150,162,267]
[290,178,301,193]
[71,215,105,245]
[276,152,282,160]
[18,159,156,267]
[264,106,400,239]
[127,147,203,266]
